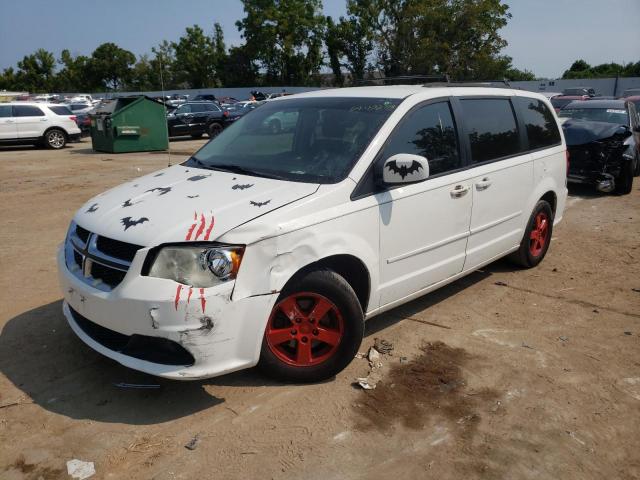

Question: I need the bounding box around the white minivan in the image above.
[58,85,567,382]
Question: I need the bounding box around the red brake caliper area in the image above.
[265,292,344,367]
[529,211,550,257]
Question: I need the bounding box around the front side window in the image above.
[379,101,461,176]
[514,97,561,150]
[187,97,400,183]
[0,105,12,117]
[175,105,192,114]
[13,105,45,117]
[460,98,520,163]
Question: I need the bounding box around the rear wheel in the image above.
[208,122,223,138]
[44,128,66,149]
[259,269,364,382]
[616,160,634,195]
[509,200,553,268]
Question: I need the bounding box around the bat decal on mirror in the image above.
[121,216,149,230]
[386,160,423,179]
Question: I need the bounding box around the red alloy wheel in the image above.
[265,292,344,367]
[529,211,550,257]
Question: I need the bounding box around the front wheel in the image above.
[616,160,633,195]
[44,129,67,149]
[208,122,223,138]
[509,200,553,268]
[259,270,364,383]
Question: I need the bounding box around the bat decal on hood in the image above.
[250,199,271,207]
[187,174,212,182]
[121,216,149,230]
[187,195,200,199]
[386,160,423,179]
[85,203,99,213]
[122,198,141,208]
[153,172,165,177]
[232,183,254,190]
[145,187,172,196]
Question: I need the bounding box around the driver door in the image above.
[169,104,192,136]
[377,100,473,306]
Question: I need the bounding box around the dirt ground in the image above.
[1,138,639,480]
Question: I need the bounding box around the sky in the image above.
[0,0,638,79]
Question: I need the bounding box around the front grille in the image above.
[69,306,195,366]
[96,236,142,263]
[65,222,143,291]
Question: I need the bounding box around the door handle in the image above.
[475,177,492,191]
[450,184,470,198]
[5,120,14,123]
[40,118,48,121]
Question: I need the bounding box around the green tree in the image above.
[56,49,93,92]
[0,67,17,90]
[219,46,259,87]
[325,16,344,86]
[15,49,56,92]
[150,40,178,89]
[173,25,218,88]
[237,0,326,86]
[88,43,136,91]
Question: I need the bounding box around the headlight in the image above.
[148,245,244,288]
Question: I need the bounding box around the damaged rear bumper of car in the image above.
[57,246,278,380]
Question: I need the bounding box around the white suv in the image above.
[0,102,81,149]
[57,85,567,382]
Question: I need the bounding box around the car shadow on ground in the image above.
[567,183,608,199]
[0,262,509,424]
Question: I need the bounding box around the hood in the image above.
[562,119,630,146]
[74,165,319,245]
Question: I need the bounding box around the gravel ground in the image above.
[1,138,639,480]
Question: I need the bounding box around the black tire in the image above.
[633,152,640,177]
[509,200,554,268]
[259,269,364,383]
[44,128,67,149]
[208,123,223,138]
[615,160,634,195]
[190,133,203,139]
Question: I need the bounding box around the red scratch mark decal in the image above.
[174,285,183,310]
[203,215,215,241]
[185,211,198,240]
[199,288,206,313]
[186,287,193,305]
[194,214,206,240]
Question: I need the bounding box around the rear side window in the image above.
[191,104,206,113]
[460,99,520,163]
[13,105,45,117]
[514,97,561,150]
[380,101,461,176]
[49,106,73,115]
[0,105,11,117]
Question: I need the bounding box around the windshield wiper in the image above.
[189,160,287,180]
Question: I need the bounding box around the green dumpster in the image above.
[90,96,168,153]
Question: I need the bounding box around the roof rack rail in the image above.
[430,78,512,88]
[357,74,450,86]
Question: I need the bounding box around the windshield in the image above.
[558,107,629,125]
[186,97,401,183]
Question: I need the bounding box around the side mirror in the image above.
[382,154,429,185]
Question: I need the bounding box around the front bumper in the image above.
[57,245,278,380]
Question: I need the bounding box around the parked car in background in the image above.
[622,88,640,98]
[550,95,588,113]
[68,94,98,105]
[562,87,596,97]
[166,101,227,138]
[224,101,265,123]
[0,102,81,148]
[558,99,640,194]
[192,94,217,103]
[74,112,92,135]
[58,86,567,382]
[166,94,189,107]
[217,96,239,106]
[65,103,93,114]
[540,92,562,100]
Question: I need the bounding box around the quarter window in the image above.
[380,101,461,176]
[0,105,11,117]
[13,105,45,117]
[49,106,73,115]
[460,99,520,163]
[515,97,561,150]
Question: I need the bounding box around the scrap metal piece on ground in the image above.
[185,434,200,450]
[67,459,95,480]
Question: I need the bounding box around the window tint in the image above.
[460,99,520,163]
[13,105,45,117]
[49,105,73,115]
[515,97,561,150]
[191,104,207,113]
[380,101,461,176]
[176,105,191,114]
[0,105,12,117]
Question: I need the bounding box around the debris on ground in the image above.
[374,338,394,355]
[367,347,381,367]
[66,459,95,479]
[113,383,161,389]
[185,434,200,450]
[355,352,367,359]
[355,377,377,390]
[399,356,408,364]
[631,288,640,293]
[558,336,569,343]
[494,281,508,287]
[624,331,632,336]
[521,342,534,350]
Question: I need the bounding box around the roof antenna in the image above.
[158,52,172,167]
